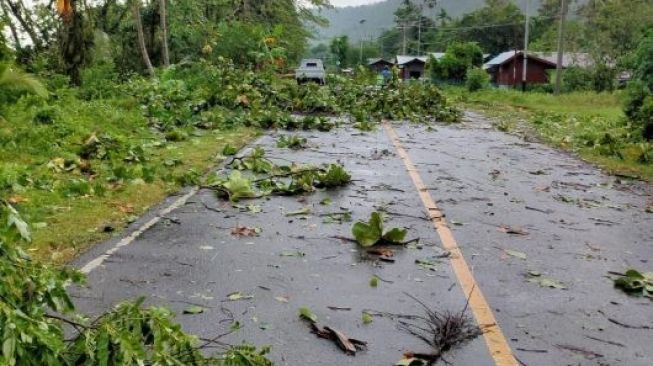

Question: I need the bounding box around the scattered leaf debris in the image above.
[226,291,254,301]
[299,307,367,356]
[231,224,261,237]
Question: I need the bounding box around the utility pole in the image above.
[402,24,407,55]
[554,0,568,95]
[359,19,366,65]
[521,0,530,91]
[417,4,423,55]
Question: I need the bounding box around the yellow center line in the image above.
[384,122,519,366]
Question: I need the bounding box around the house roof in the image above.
[484,50,558,69]
[396,55,428,65]
[530,52,593,68]
[368,58,393,65]
[484,50,594,69]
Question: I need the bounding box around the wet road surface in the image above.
[72,113,653,366]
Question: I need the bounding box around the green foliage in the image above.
[217,344,273,366]
[430,42,483,83]
[208,171,258,202]
[465,67,489,92]
[0,64,48,111]
[317,164,352,188]
[0,201,272,365]
[614,269,653,297]
[352,212,408,247]
[562,66,594,92]
[558,63,617,94]
[208,147,351,201]
[277,135,308,149]
[330,36,349,69]
[449,0,525,55]
[625,28,653,140]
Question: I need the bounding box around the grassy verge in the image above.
[1,91,258,263]
[444,87,653,182]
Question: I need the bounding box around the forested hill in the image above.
[312,0,541,43]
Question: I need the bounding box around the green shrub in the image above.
[78,63,120,100]
[625,28,653,139]
[430,42,484,82]
[466,67,490,92]
[563,66,594,92]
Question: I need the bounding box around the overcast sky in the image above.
[329,0,385,7]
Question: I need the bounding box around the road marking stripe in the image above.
[384,122,518,366]
[80,187,199,274]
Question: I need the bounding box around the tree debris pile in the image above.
[125,59,462,133]
[0,201,272,366]
[396,296,482,365]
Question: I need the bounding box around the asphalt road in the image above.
[72,113,653,366]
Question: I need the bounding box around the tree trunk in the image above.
[159,0,169,67]
[132,0,155,76]
[3,0,41,49]
[0,1,21,50]
[60,0,85,86]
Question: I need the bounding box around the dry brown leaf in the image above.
[8,195,29,204]
[498,226,529,235]
[367,248,395,257]
[118,204,134,214]
[231,224,260,237]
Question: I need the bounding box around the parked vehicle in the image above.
[295,59,326,85]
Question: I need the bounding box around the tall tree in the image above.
[159,0,169,66]
[579,0,653,66]
[2,0,42,49]
[58,0,91,86]
[453,0,525,55]
[131,0,154,76]
[330,35,349,69]
[0,1,21,51]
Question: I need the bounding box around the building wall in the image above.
[369,62,393,73]
[401,61,426,80]
[495,58,554,86]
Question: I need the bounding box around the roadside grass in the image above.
[444,87,653,182]
[1,91,258,263]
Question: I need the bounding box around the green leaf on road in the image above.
[227,292,254,301]
[285,207,312,216]
[527,273,566,289]
[352,213,383,247]
[298,306,318,323]
[183,305,205,315]
[362,312,373,325]
[369,276,379,288]
[383,227,407,243]
[505,249,527,260]
[352,212,407,247]
[280,250,305,257]
[396,357,426,366]
[614,269,653,297]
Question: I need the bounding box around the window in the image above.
[306,63,318,67]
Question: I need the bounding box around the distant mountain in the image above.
[311,0,542,44]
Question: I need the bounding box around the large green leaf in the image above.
[614,269,653,297]
[5,204,31,242]
[352,212,383,247]
[221,171,256,201]
[383,228,407,244]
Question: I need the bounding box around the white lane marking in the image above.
[80,187,199,274]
